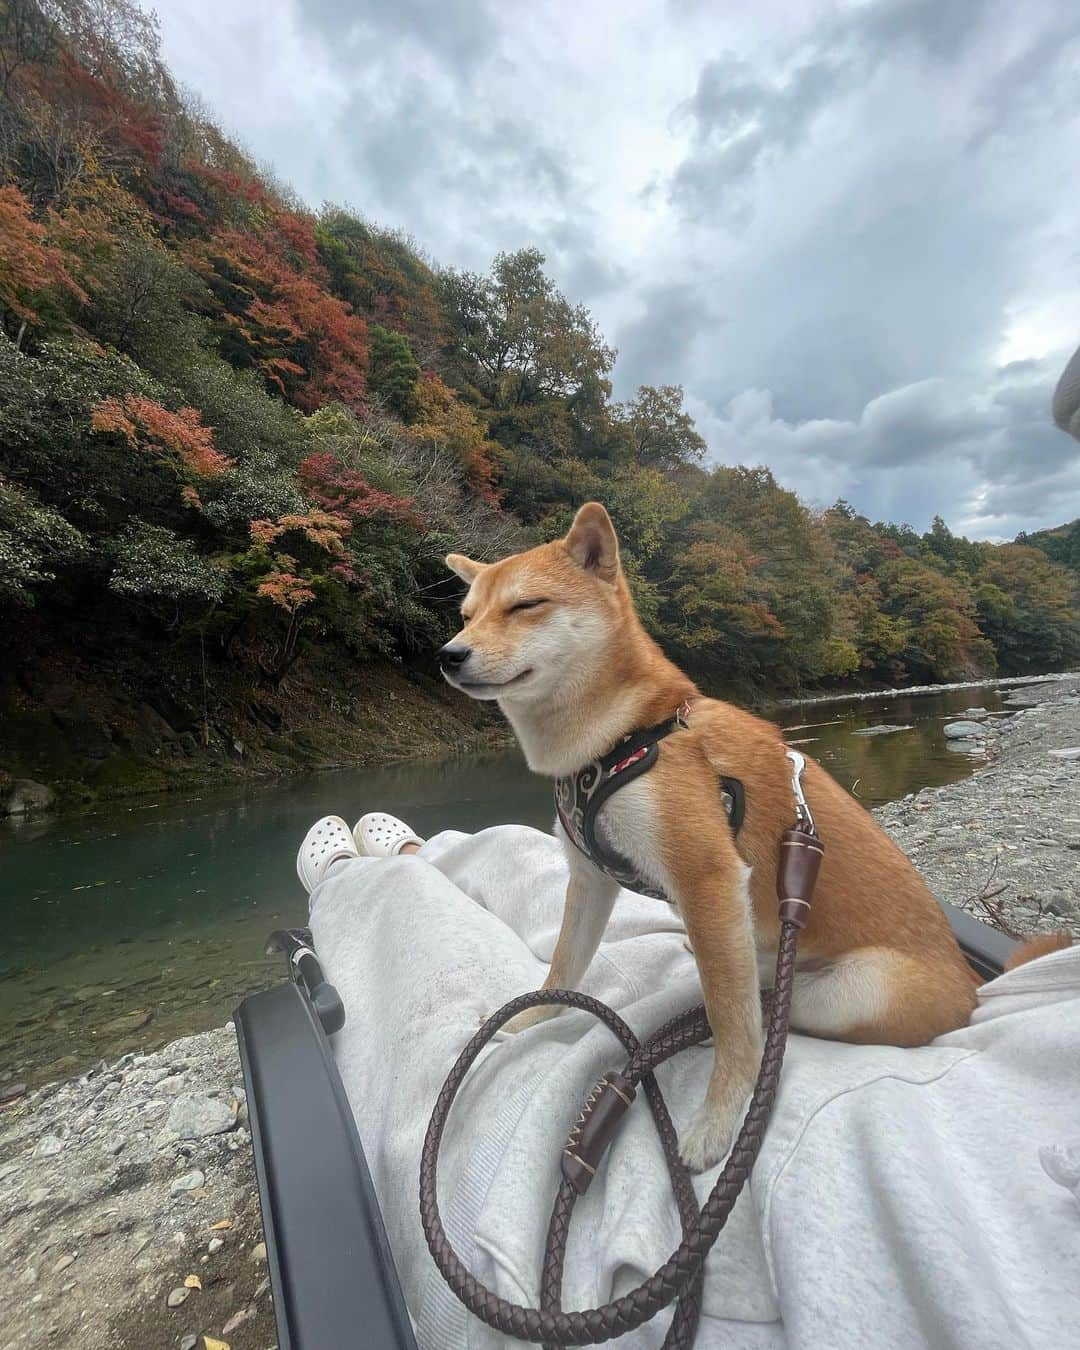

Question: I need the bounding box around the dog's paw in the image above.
[489,1004,563,1036]
[678,1091,745,1172]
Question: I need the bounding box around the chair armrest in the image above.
[940,900,1017,981]
[235,983,418,1350]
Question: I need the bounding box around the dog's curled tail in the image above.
[1005,931,1074,971]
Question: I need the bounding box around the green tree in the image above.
[974,544,1080,672]
[615,384,706,471]
[367,324,420,419]
[1019,519,1080,574]
[658,524,787,685]
[688,467,843,687]
[438,247,615,417]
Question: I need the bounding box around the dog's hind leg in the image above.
[788,947,977,1046]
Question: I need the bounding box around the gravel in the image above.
[0,1026,276,1349]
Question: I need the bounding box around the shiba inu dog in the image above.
[439,502,1063,1170]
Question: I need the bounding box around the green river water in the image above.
[0,682,1030,1086]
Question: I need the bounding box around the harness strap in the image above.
[578,737,662,873]
[556,702,746,897]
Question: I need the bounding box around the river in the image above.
[0,681,1037,1086]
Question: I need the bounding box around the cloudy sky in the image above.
[153,0,1080,539]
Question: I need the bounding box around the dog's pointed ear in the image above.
[445,553,487,584]
[564,503,620,584]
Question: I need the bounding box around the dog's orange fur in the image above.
[443,502,1067,1168]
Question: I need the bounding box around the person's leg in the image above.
[305,832,552,1312]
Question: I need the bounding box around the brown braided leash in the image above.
[420,805,823,1347]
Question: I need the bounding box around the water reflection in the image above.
[0,682,1024,1082]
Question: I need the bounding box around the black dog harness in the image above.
[554,701,745,901]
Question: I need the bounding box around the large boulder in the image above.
[3,779,56,816]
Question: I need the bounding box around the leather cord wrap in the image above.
[776,826,823,929]
[561,1071,637,1194]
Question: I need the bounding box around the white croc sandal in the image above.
[353,812,425,858]
[296,815,358,893]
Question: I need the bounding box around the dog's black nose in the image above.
[438,644,472,671]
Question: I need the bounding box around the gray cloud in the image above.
[615,281,723,391]
[671,53,840,217]
[691,355,1080,537]
[153,0,1080,538]
[296,0,498,83]
[669,0,999,219]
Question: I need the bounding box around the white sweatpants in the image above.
[310,825,1080,1350]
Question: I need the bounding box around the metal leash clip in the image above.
[778,749,823,930]
[784,748,817,835]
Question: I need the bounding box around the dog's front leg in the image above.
[501,848,619,1034]
[665,821,762,1172]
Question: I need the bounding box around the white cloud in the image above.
[151,0,1080,538]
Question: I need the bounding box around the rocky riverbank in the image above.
[3,677,1078,1349]
[876,674,1080,937]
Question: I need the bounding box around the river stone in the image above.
[165,1286,190,1308]
[943,720,985,739]
[170,1168,205,1194]
[102,1007,154,1035]
[852,724,914,736]
[3,778,55,816]
[180,1338,198,1350]
[1048,746,1080,759]
[35,1134,65,1157]
[222,1305,256,1335]
[166,1094,236,1139]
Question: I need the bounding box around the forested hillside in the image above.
[1,0,1078,802]
[1021,520,1080,576]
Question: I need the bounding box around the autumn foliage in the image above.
[0,0,1076,698]
[297,452,417,524]
[0,185,88,323]
[91,395,228,476]
[190,223,370,410]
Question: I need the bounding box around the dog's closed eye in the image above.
[508,597,550,613]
